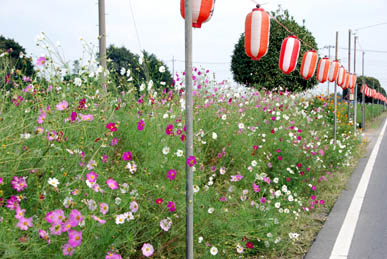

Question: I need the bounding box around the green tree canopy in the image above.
[231,8,318,92]
[0,35,35,76]
[107,45,173,92]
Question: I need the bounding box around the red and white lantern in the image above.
[316,57,331,83]
[361,84,366,94]
[180,0,215,28]
[337,66,346,87]
[328,60,340,82]
[245,7,270,61]
[300,50,318,80]
[349,74,357,89]
[343,72,350,89]
[279,36,301,74]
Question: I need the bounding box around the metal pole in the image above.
[328,46,331,97]
[98,0,107,89]
[362,51,365,130]
[184,0,194,258]
[353,36,357,134]
[172,56,175,81]
[347,29,351,122]
[334,32,339,144]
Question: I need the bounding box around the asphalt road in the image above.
[306,118,387,259]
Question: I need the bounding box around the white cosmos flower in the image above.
[275,202,281,208]
[139,83,145,92]
[48,177,59,188]
[162,146,170,155]
[74,77,82,87]
[208,208,214,214]
[238,123,245,129]
[251,160,257,167]
[115,214,126,224]
[120,67,126,75]
[236,244,244,254]
[160,81,166,85]
[198,236,203,243]
[193,185,200,193]
[176,149,183,157]
[126,69,131,77]
[115,197,121,205]
[159,66,166,73]
[147,80,153,91]
[210,246,218,256]
[221,114,227,120]
[212,132,217,140]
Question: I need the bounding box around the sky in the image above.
[2,0,387,94]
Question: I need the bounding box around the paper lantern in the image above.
[349,74,357,89]
[328,60,339,82]
[279,36,301,74]
[360,84,366,94]
[343,72,350,89]
[245,7,270,60]
[316,57,331,83]
[337,66,346,87]
[180,0,215,28]
[300,50,318,80]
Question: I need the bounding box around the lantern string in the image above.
[268,13,316,51]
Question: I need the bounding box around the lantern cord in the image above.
[268,14,316,50]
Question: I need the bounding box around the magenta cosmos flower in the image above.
[86,171,98,183]
[106,178,118,190]
[68,229,82,247]
[137,119,145,131]
[56,100,68,111]
[69,209,84,227]
[39,229,50,244]
[186,156,197,167]
[167,201,176,212]
[36,56,46,66]
[122,151,132,161]
[106,122,117,132]
[105,251,122,259]
[70,112,78,122]
[167,169,177,181]
[142,243,154,257]
[11,176,27,192]
[17,216,33,230]
[6,196,20,210]
[165,124,174,135]
[62,243,74,256]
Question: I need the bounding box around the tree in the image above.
[231,8,318,92]
[357,76,385,103]
[0,35,35,76]
[107,45,173,92]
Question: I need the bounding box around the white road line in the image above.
[330,119,387,259]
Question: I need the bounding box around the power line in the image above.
[354,22,387,32]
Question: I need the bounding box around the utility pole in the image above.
[98,0,107,89]
[184,0,194,258]
[334,32,339,144]
[362,51,365,130]
[353,36,358,134]
[327,45,332,97]
[172,56,175,81]
[347,29,351,122]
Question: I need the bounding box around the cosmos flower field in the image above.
[0,43,374,258]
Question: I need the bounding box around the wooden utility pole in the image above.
[362,51,365,130]
[99,0,107,88]
[353,36,358,133]
[334,32,339,144]
[347,29,351,121]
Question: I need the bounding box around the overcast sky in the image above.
[2,0,387,93]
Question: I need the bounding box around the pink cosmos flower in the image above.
[17,217,33,230]
[15,207,26,220]
[110,137,119,146]
[51,209,66,224]
[56,100,68,111]
[69,209,83,227]
[68,229,82,247]
[246,242,254,249]
[62,243,74,256]
[278,156,283,161]
[142,243,154,257]
[156,198,163,205]
[167,201,176,212]
[167,169,177,181]
[105,252,122,259]
[0,177,3,185]
[61,221,73,233]
[165,124,174,135]
[102,155,108,163]
[230,173,244,182]
[11,176,27,192]
[6,196,20,210]
[79,113,94,121]
[35,127,44,135]
[137,119,145,131]
[24,84,33,93]
[186,156,196,167]
[47,131,57,141]
[160,218,172,231]
[106,122,117,132]
[50,224,62,235]
[180,134,186,142]
[252,183,260,193]
[260,197,266,204]
[99,203,109,215]
[122,151,132,161]
[37,111,47,124]
[130,201,139,213]
[86,171,98,183]
[36,56,46,66]
[39,229,50,244]
[92,215,106,224]
[106,178,118,190]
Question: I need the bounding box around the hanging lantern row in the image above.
[361,84,387,103]
[316,57,330,83]
[245,7,271,60]
[300,50,318,80]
